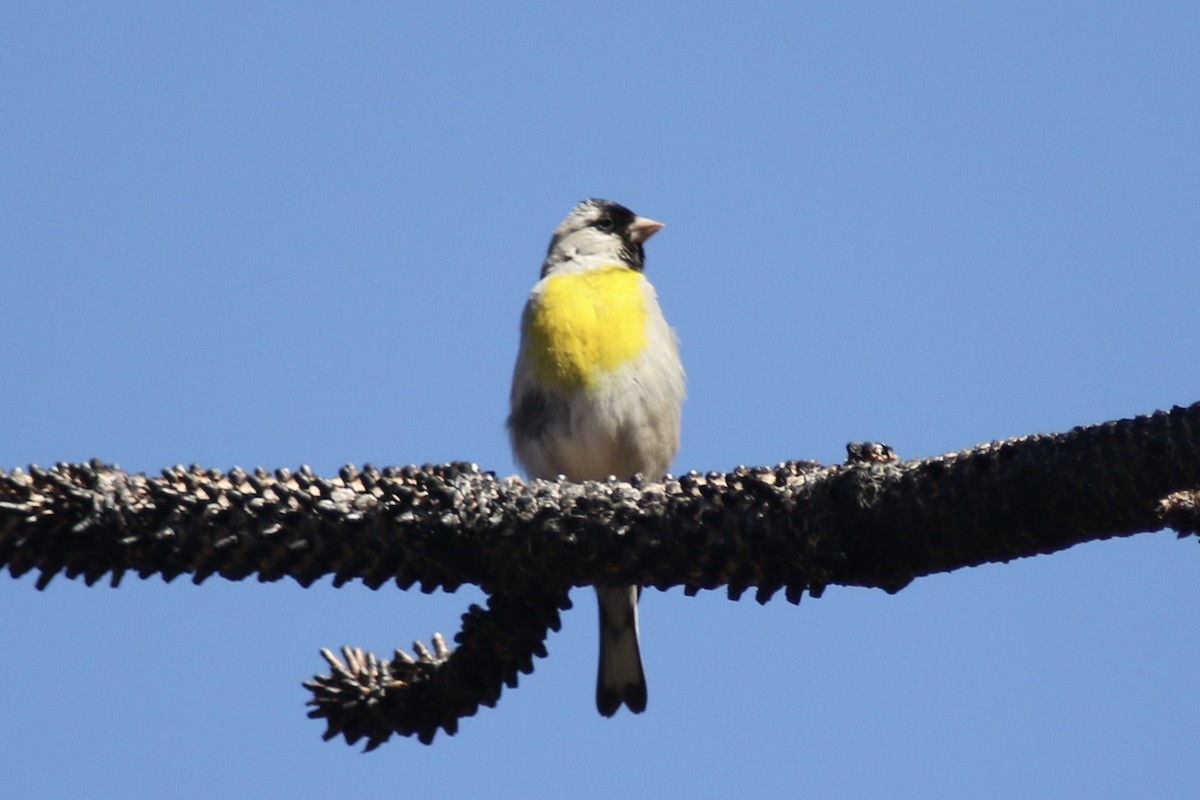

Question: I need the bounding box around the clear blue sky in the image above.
[3,3,1198,797]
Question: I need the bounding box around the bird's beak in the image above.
[628,216,664,244]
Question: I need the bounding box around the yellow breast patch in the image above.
[526,265,648,392]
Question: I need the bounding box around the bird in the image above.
[508,198,685,716]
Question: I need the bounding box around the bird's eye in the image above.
[594,216,614,232]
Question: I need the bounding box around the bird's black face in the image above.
[585,200,645,270]
[542,199,650,276]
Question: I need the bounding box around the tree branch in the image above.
[2,402,1198,747]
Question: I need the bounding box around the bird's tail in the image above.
[595,585,647,716]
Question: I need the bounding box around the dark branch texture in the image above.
[3,402,1200,748]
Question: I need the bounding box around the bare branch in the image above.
[3,401,1199,746]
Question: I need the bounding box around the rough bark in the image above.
[2,402,1198,747]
